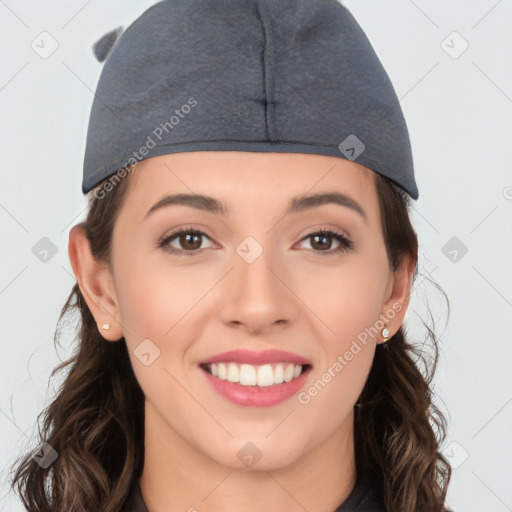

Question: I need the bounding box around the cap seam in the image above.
[255,1,274,141]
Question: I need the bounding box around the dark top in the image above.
[121,473,386,512]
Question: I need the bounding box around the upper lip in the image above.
[198,349,311,366]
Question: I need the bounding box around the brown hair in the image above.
[355,174,452,511]
[8,169,452,512]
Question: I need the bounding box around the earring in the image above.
[381,327,390,342]
[102,323,111,330]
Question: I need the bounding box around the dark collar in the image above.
[121,473,386,512]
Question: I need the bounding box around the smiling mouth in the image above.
[200,362,312,387]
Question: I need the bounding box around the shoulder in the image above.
[334,474,387,512]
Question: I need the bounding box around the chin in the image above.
[205,437,305,472]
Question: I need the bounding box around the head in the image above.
[69,151,415,469]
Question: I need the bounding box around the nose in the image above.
[219,241,299,335]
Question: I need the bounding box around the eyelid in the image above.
[299,223,352,241]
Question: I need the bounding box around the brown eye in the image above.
[159,228,214,256]
[176,232,202,250]
[299,229,353,256]
[310,233,333,251]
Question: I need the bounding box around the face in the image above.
[76,151,409,471]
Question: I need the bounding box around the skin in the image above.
[68,151,413,512]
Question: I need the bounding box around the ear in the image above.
[68,224,123,341]
[378,252,415,345]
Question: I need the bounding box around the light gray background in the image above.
[1,1,511,510]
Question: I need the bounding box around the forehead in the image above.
[132,150,374,188]
[123,151,379,219]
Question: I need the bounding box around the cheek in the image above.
[113,246,198,339]
[296,254,389,344]
[112,248,214,388]
[290,253,388,395]
[112,252,199,401]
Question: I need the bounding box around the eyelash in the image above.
[158,226,353,258]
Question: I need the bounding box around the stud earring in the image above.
[102,323,111,330]
[381,327,390,342]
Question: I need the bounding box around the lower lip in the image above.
[201,366,311,407]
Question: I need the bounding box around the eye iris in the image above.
[180,232,201,250]
[311,233,332,251]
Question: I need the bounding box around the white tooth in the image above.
[257,364,274,387]
[273,363,285,384]
[217,363,227,380]
[283,363,294,382]
[239,364,257,386]
[226,362,239,383]
[212,362,303,386]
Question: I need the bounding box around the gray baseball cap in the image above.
[83,0,418,199]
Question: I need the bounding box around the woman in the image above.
[9,1,452,510]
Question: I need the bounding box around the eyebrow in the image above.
[145,191,367,221]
